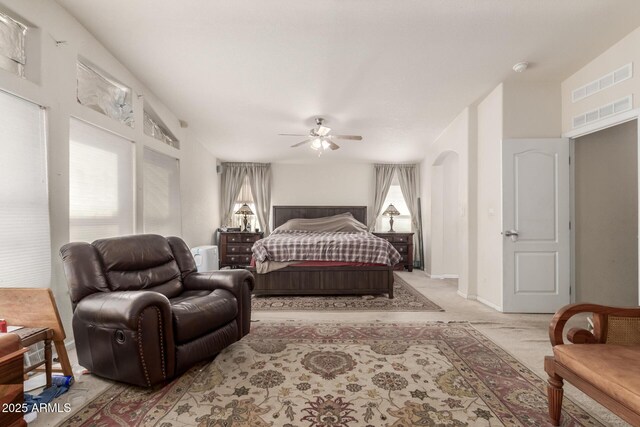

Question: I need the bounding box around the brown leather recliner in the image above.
[60,234,254,387]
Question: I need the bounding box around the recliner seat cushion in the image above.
[171,289,238,344]
[553,344,640,411]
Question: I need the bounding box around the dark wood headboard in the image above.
[273,206,367,229]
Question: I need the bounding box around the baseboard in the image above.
[476,296,503,312]
[456,290,477,300]
[427,273,459,280]
[64,339,75,351]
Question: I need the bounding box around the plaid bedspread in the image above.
[252,230,402,265]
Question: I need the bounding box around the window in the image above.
[376,177,412,232]
[231,176,257,231]
[69,118,134,242]
[0,12,27,78]
[76,59,134,127]
[144,104,179,148]
[143,148,182,236]
[0,90,50,287]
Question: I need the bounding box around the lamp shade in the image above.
[382,203,400,217]
[235,203,254,216]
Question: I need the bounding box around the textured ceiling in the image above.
[58,0,640,163]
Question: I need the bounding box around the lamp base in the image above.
[388,216,395,233]
[242,215,249,232]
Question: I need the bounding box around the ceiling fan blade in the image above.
[332,134,362,141]
[291,139,312,148]
[316,125,331,136]
[328,141,340,150]
[279,133,310,137]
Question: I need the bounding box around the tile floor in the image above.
[31,271,628,426]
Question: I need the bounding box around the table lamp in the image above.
[235,203,254,232]
[382,203,400,232]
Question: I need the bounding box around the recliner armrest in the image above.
[183,270,254,338]
[74,290,172,331]
[184,270,255,295]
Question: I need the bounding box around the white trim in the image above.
[428,273,459,279]
[569,140,576,304]
[476,296,503,312]
[567,114,640,306]
[564,108,639,139]
[65,339,75,351]
[456,290,477,300]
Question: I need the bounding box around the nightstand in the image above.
[219,231,263,268]
[373,232,414,271]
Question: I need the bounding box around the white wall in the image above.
[562,26,640,134]
[271,162,373,223]
[420,108,474,296]
[476,84,504,309]
[503,81,561,139]
[441,154,459,275]
[0,0,218,341]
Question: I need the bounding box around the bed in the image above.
[249,206,397,298]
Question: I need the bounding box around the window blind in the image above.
[143,148,182,236]
[69,118,134,242]
[0,90,50,287]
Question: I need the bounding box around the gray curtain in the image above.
[397,164,421,266]
[220,163,247,226]
[247,163,272,235]
[369,164,396,230]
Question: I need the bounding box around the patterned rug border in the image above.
[251,273,444,312]
[60,321,600,427]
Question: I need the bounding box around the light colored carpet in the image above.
[59,322,599,426]
[251,274,443,312]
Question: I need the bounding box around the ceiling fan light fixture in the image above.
[311,138,322,150]
[321,140,330,150]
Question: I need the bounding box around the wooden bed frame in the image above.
[250,206,395,298]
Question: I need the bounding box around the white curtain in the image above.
[247,163,272,235]
[220,163,247,227]
[369,164,396,230]
[397,164,421,265]
[220,162,271,231]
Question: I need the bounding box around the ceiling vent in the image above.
[572,95,633,129]
[571,63,633,103]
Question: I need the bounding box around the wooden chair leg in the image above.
[54,340,73,378]
[44,338,52,388]
[547,371,564,426]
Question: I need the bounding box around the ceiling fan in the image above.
[279,118,363,153]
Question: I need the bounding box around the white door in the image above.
[503,138,570,313]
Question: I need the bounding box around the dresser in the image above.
[373,232,414,271]
[219,231,263,268]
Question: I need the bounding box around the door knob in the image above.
[503,229,519,242]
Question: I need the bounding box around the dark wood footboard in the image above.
[249,265,395,299]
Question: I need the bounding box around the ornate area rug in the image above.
[61,322,600,427]
[251,275,443,311]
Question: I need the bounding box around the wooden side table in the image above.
[373,232,415,271]
[12,327,53,388]
[0,334,28,427]
[0,288,73,380]
[219,231,263,268]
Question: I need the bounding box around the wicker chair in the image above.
[545,303,640,426]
